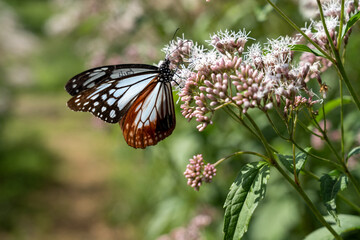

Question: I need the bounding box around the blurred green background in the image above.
[0,0,359,239]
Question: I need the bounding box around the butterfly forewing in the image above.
[120,80,176,149]
[65,64,158,96]
[67,71,159,123]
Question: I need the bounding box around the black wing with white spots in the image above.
[67,70,159,123]
[65,64,158,96]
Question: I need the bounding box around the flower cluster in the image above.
[166,30,323,131]
[184,154,217,191]
[299,0,357,71]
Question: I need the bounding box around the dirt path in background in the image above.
[5,93,133,240]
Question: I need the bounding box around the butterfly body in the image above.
[66,59,176,149]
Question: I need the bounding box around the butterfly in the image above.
[65,58,176,149]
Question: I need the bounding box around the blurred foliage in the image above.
[0,137,58,230]
[0,0,359,239]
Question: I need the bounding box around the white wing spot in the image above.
[107,98,116,106]
[83,72,106,86]
[101,94,107,100]
[110,110,116,118]
[94,101,99,106]
[135,104,141,112]
[114,88,127,98]
[90,94,99,100]
[89,72,100,77]
[101,106,106,112]
[87,83,112,99]
[72,84,77,88]
[149,110,156,122]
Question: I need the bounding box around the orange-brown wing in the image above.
[120,79,176,149]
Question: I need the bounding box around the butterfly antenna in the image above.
[165,28,181,57]
[172,28,180,41]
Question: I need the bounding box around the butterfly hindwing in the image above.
[67,71,159,123]
[120,80,176,148]
[65,64,159,96]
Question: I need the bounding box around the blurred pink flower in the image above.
[310,120,341,150]
[157,212,213,240]
[184,154,217,191]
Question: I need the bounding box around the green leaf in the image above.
[347,146,360,159]
[304,214,360,240]
[291,44,326,58]
[223,161,270,240]
[315,96,353,122]
[342,11,360,38]
[320,171,348,226]
[276,149,309,176]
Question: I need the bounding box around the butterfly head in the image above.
[158,58,175,83]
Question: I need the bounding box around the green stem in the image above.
[346,171,360,198]
[292,112,300,185]
[265,111,288,140]
[297,118,323,138]
[334,52,360,111]
[339,77,345,160]
[223,105,261,140]
[337,0,345,48]
[225,105,280,157]
[213,151,270,167]
[291,141,342,168]
[245,113,275,162]
[322,103,327,133]
[273,163,342,240]
[338,194,360,214]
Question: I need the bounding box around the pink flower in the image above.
[184,154,217,191]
